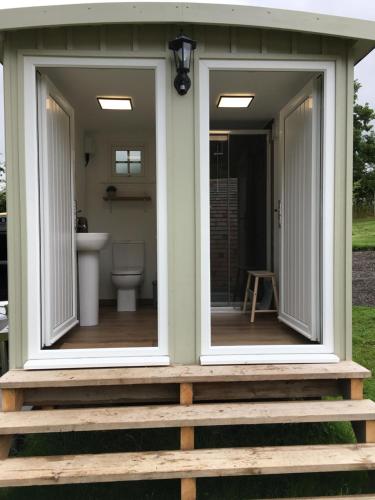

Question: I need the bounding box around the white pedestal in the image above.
[78,251,100,326]
[117,289,136,311]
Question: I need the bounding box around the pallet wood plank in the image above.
[0,362,370,389]
[365,420,375,442]
[0,437,11,460]
[24,384,180,406]
[22,379,342,407]
[181,478,196,500]
[1,444,375,487]
[1,400,375,435]
[352,420,375,443]
[180,384,194,451]
[194,379,342,401]
[178,384,195,452]
[1,390,23,412]
[343,379,364,400]
[180,383,193,406]
[0,389,23,460]
[283,497,375,500]
[180,427,194,450]
[180,383,196,500]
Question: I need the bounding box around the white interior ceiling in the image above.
[41,67,317,133]
[210,70,317,129]
[40,67,156,134]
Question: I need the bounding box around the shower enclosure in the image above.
[209,131,270,307]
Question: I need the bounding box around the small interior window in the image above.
[113,148,143,176]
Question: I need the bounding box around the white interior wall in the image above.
[40,66,158,302]
[66,68,315,305]
[84,130,157,300]
[74,117,87,214]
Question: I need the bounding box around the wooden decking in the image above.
[0,362,373,499]
[1,361,369,387]
[49,306,309,349]
[2,444,375,487]
[1,399,375,434]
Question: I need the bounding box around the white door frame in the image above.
[23,56,169,369]
[198,59,337,365]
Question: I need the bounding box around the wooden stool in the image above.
[242,271,279,323]
[0,330,8,375]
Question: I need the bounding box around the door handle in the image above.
[277,200,282,228]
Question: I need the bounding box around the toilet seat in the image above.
[112,266,143,276]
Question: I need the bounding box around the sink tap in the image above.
[76,216,88,233]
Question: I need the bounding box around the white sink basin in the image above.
[76,233,110,326]
[76,232,110,252]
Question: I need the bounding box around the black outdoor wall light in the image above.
[168,33,197,96]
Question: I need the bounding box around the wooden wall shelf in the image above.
[103,196,151,202]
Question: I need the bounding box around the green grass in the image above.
[353,306,375,400]
[353,217,375,250]
[0,307,374,499]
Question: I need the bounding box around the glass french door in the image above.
[209,133,268,307]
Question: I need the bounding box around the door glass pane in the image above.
[230,135,267,305]
[210,137,229,304]
[209,134,268,306]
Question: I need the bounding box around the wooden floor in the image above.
[49,306,312,349]
[211,311,313,346]
[50,305,158,349]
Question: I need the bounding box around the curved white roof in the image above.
[0,2,374,44]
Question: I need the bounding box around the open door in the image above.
[37,74,78,347]
[278,77,321,342]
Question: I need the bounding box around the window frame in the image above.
[111,144,145,179]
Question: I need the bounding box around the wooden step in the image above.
[1,399,375,435]
[1,444,375,487]
[0,361,369,389]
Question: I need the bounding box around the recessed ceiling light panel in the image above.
[217,95,254,108]
[97,97,133,110]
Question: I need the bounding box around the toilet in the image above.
[111,241,145,311]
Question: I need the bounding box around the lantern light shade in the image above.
[168,33,197,95]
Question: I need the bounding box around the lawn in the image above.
[353,306,375,400]
[0,307,374,499]
[353,217,375,250]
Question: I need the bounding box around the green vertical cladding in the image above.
[169,76,197,364]
[2,23,352,367]
[345,45,355,361]
[3,37,25,370]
